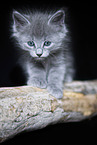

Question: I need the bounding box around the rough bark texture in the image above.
[0,80,97,142]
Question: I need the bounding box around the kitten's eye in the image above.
[44,41,51,47]
[27,41,35,47]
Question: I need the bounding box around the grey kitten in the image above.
[12,9,74,99]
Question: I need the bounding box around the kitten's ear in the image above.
[12,11,30,31]
[48,10,65,26]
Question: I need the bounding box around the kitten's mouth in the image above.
[34,56,46,61]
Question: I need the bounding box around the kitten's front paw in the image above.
[47,84,63,99]
[27,78,47,89]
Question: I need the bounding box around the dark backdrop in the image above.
[1,0,97,144]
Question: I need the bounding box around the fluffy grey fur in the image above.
[12,9,74,98]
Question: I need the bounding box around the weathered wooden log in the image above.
[0,80,97,143]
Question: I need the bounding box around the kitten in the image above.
[12,9,74,99]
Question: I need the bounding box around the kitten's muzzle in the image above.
[36,48,43,57]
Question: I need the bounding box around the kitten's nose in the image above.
[37,53,42,57]
[36,48,43,57]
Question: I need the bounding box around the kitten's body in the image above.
[12,9,74,98]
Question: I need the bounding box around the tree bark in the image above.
[0,80,97,142]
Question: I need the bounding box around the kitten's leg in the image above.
[47,65,65,99]
[65,69,75,82]
[26,62,47,88]
[65,53,75,82]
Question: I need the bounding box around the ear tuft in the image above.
[48,10,65,26]
[12,10,30,31]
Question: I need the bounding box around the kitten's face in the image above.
[12,10,67,60]
[24,38,53,58]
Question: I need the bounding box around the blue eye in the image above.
[27,41,35,47]
[44,41,51,47]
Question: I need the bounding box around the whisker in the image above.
[49,52,58,61]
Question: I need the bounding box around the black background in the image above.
[1,0,97,144]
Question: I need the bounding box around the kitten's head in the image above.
[12,9,67,60]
